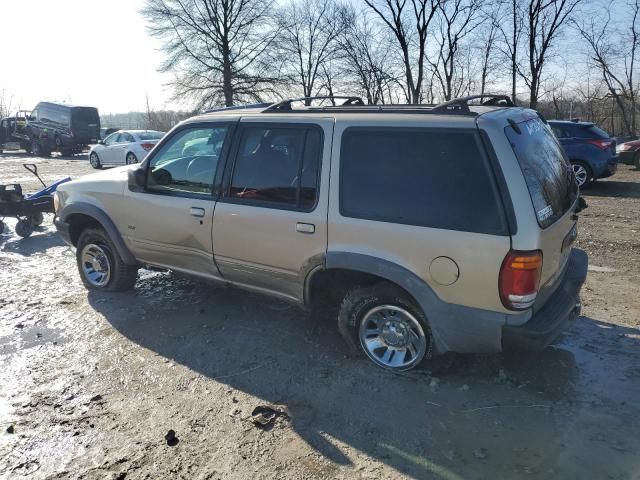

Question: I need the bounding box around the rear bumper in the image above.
[502,248,588,350]
[595,156,619,179]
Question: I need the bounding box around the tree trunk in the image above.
[222,45,234,107]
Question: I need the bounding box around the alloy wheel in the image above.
[80,243,112,287]
[358,305,427,370]
[572,163,588,187]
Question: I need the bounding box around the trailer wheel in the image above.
[15,219,34,238]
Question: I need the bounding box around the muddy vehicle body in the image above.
[53,95,588,371]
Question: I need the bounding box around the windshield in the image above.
[138,131,165,140]
[505,118,578,228]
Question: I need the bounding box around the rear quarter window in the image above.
[339,128,508,235]
[505,118,578,228]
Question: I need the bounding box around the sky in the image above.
[0,0,182,114]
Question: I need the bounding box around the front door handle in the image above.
[190,207,205,217]
[296,222,315,234]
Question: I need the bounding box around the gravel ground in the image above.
[1,152,639,480]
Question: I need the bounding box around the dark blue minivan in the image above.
[548,120,618,187]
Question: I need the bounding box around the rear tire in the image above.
[571,161,592,188]
[126,152,138,165]
[89,152,102,169]
[76,227,137,291]
[338,283,433,371]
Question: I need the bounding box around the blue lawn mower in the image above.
[0,164,71,238]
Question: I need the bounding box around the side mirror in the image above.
[128,166,146,191]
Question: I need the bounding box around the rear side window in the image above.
[505,118,578,228]
[227,126,323,210]
[340,128,507,235]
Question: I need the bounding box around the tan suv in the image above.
[54,95,588,371]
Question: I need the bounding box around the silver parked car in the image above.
[89,130,165,168]
[53,95,588,371]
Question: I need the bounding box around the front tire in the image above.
[338,283,432,371]
[571,161,592,188]
[89,152,102,169]
[76,227,138,291]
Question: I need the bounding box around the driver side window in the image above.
[147,126,228,195]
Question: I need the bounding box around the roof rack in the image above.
[429,94,515,114]
[201,94,516,116]
[264,96,365,112]
[203,102,273,114]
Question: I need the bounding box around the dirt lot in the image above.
[1,152,639,480]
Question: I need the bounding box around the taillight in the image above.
[141,143,155,151]
[586,139,612,150]
[499,250,543,310]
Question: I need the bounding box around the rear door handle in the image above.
[296,222,315,234]
[190,207,205,217]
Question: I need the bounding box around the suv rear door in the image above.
[211,117,332,303]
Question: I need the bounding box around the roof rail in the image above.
[430,94,515,114]
[203,102,273,114]
[264,96,365,112]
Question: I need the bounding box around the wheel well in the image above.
[305,268,415,308]
[67,214,102,246]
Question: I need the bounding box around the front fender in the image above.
[58,202,137,265]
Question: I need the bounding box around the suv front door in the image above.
[212,118,332,302]
[122,124,232,278]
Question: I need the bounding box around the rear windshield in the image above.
[340,128,508,235]
[505,118,578,228]
[576,124,609,139]
[138,131,164,140]
[71,107,99,126]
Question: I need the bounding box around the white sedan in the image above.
[88,130,165,168]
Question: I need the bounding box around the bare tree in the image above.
[275,0,344,104]
[338,7,401,104]
[143,0,279,108]
[519,0,582,109]
[428,0,483,101]
[0,89,17,119]
[477,7,502,95]
[363,0,440,103]
[575,0,639,134]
